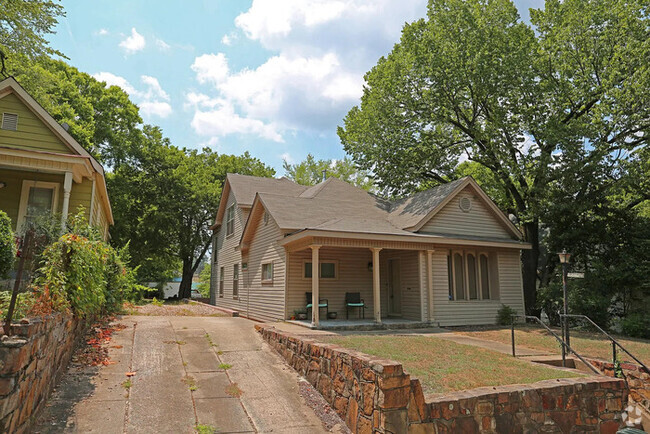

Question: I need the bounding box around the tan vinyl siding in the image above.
[240,215,285,322]
[286,247,374,320]
[418,186,511,239]
[0,94,72,154]
[0,169,64,230]
[212,190,244,311]
[379,250,422,321]
[431,249,524,326]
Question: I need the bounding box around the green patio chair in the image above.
[305,292,328,318]
[345,292,365,319]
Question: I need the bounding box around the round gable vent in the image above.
[459,196,472,213]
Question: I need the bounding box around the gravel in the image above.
[126,301,228,317]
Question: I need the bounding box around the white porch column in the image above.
[427,250,435,322]
[310,245,321,327]
[60,172,73,230]
[371,247,382,323]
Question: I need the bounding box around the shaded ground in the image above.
[123,300,227,317]
[455,325,650,365]
[322,334,584,396]
[33,316,345,433]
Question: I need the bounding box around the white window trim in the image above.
[218,266,224,297]
[232,263,239,299]
[448,249,497,302]
[226,204,235,238]
[17,180,60,233]
[261,262,274,284]
[302,259,339,280]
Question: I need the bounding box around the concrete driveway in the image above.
[34,316,340,433]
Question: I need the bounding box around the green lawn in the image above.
[322,335,582,395]
[456,326,650,366]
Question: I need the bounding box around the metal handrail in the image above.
[511,314,601,375]
[560,313,649,374]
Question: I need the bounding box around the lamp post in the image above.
[558,250,571,366]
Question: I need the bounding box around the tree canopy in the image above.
[339,0,650,315]
[283,154,374,191]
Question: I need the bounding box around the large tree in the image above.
[339,0,650,314]
[0,0,65,74]
[109,131,275,298]
[283,154,374,190]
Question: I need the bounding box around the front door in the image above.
[388,259,402,315]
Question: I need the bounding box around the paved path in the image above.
[34,316,338,433]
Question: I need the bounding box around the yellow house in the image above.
[0,77,113,239]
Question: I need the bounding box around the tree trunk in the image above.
[521,220,541,316]
[178,259,194,299]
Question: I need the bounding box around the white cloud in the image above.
[221,33,235,46]
[191,53,229,85]
[97,28,109,36]
[93,72,172,119]
[156,38,171,51]
[280,152,294,163]
[140,101,173,118]
[191,100,282,142]
[119,27,146,54]
[188,0,427,143]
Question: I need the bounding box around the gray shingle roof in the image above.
[226,173,308,206]
[387,177,469,229]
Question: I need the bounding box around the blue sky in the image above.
[49,0,543,174]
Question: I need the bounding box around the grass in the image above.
[218,363,232,370]
[122,379,132,389]
[196,424,216,434]
[182,375,198,391]
[323,335,582,395]
[456,325,650,365]
[225,383,243,397]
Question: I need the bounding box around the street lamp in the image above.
[558,250,571,365]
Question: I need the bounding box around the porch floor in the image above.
[286,318,431,331]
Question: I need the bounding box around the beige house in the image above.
[210,173,529,327]
[0,77,112,239]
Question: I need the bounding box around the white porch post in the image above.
[311,245,321,327]
[371,247,382,323]
[427,250,435,322]
[60,172,73,230]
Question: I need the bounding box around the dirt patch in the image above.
[125,301,227,317]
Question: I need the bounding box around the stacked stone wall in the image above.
[0,313,88,433]
[256,324,628,433]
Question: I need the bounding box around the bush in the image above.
[0,211,16,278]
[620,313,650,339]
[496,304,517,325]
[29,212,145,317]
[0,291,35,319]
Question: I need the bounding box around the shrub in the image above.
[0,291,35,319]
[496,304,517,325]
[29,212,145,318]
[0,211,15,278]
[620,313,650,339]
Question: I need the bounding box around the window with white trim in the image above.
[303,261,338,279]
[447,250,498,301]
[219,266,224,297]
[232,264,239,298]
[17,181,59,232]
[262,262,273,282]
[226,205,235,236]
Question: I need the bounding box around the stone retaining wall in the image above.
[256,324,628,433]
[0,313,88,433]
[589,358,649,409]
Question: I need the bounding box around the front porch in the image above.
[284,240,438,328]
[286,317,430,331]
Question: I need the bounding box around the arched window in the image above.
[467,253,478,300]
[480,254,490,299]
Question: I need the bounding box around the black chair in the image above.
[345,292,365,319]
[305,292,328,318]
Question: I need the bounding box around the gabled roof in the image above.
[226,172,526,250]
[0,77,113,225]
[228,173,307,207]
